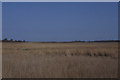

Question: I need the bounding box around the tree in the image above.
[10,39,13,42]
[23,40,26,42]
[3,38,8,42]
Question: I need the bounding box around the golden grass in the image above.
[2,42,118,78]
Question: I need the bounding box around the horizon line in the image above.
[1,38,119,42]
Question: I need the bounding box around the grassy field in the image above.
[2,42,118,78]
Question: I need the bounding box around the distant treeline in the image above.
[71,40,120,42]
[2,38,26,42]
[36,40,120,43]
[1,38,120,43]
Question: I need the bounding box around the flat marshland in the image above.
[2,42,118,78]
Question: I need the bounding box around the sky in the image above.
[2,2,118,42]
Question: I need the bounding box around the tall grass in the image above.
[2,42,118,78]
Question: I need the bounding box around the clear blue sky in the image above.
[2,2,118,42]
